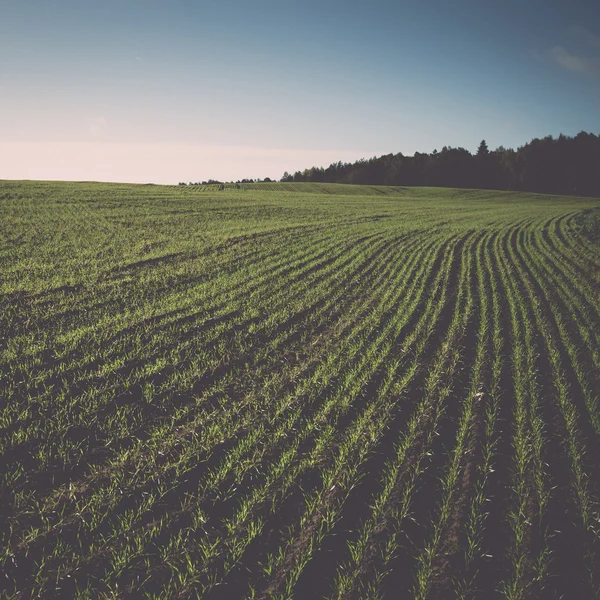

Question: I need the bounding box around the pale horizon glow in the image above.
[0,142,373,185]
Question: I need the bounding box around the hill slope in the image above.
[1,180,600,598]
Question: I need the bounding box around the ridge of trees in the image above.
[279,131,600,197]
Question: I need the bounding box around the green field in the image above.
[2,180,600,599]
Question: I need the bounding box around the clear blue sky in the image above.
[2,0,599,183]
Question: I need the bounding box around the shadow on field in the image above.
[208,234,476,599]
[0,235,404,598]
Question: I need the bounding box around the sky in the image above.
[1,0,599,184]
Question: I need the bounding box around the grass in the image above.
[1,180,600,599]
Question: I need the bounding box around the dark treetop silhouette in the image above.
[277,132,600,197]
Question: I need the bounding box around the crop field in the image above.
[2,180,600,600]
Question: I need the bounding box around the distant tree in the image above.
[435,147,474,188]
[475,140,493,188]
[492,146,518,190]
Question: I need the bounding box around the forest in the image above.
[280,132,600,197]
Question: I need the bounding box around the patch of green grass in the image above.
[1,179,599,599]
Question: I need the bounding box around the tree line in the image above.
[280,132,600,197]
